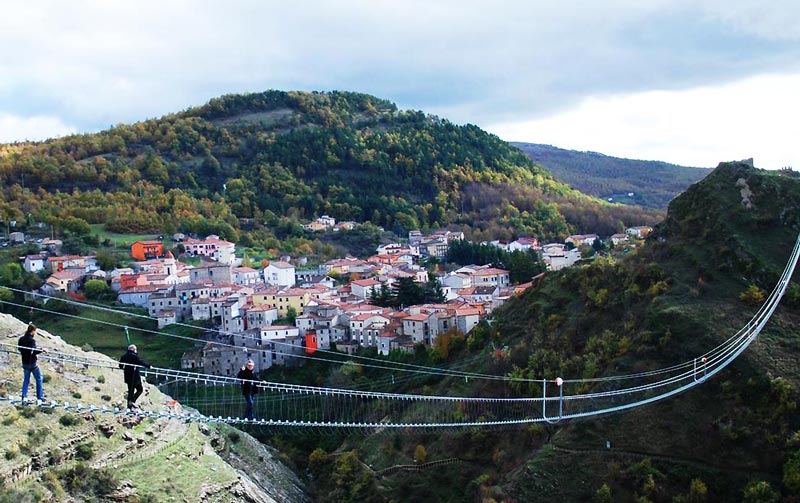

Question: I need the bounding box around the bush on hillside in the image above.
[740,284,766,305]
[742,481,779,503]
[58,463,117,500]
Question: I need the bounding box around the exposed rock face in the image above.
[736,177,754,209]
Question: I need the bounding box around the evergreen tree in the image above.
[368,285,392,307]
[423,277,445,303]
[391,277,425,308]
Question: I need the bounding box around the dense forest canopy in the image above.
[0,91,661,256]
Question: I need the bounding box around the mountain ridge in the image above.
[512,141,712,210]
[0,90,661,252]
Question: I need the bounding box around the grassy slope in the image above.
[0,313,306,502]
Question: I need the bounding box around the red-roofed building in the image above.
[469,267,510,287]
[351,278,382,300]
[131,240,165,261]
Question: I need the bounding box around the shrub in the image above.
[75,443,94,461]
[2,410,18,425]
[72,392,82,400]
[686,478,708,503]
[57,463,117,499]
[227,431,241,444]
[20,407,37,418]
[59,414,80,427]
[49,447,66,465]
[0,487,46,502]
[740,284,766,305]
[42,374,51,383]
[784,452,800,493]
[593,483,612,503]
[742,481,779,503]
[96,375,105,384]
[308,448,329,474]
[80,343,93,352]
[414,444,427,464]
[783,282,800,307]
[101,395,111,402]
[42,472,65,499]
[27,427,48,443]
[4,445,18,460]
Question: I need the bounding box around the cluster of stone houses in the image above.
[485,227,652,271]
[409,229,466,258]
[24,253,104,295]
[135,239,511,376]
[23,226,652,377]
[16,231,505,377]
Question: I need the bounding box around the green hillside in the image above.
[0,314,306,502]
[495,163,800,502]
[512,142,712,210]
[0,91,660,255]
[270,162,800,502]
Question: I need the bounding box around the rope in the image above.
[1,234,796,429]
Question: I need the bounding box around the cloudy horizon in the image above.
[2,1,799,169]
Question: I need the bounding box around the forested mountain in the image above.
[0,91,660,256]
[512,142,712,210]
[272,162,800,501]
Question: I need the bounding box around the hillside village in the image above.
[16,215,652,378]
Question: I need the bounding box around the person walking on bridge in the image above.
[19,323,46,403]
[237,359,258,420]
[119,344,151,409]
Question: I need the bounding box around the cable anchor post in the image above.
[694,357,708,383]
[543,377,564,424]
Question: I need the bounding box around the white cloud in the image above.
[0,114,76,143]
[487,72,800,170]
[1,0,800,169]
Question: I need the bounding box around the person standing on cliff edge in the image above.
[119,344,151,409]
[19,323,46,403]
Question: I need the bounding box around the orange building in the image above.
[305,331,318,354]
[131,240,165,261]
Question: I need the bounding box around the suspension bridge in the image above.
[1,234,798,430]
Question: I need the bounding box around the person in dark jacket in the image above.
[19,323,46,402]
[237,359,258,420]
[119,344,151,409]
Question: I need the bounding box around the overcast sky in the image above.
[2,0,799,169]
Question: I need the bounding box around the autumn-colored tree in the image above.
[308,447,329,475]
[740,284,766,305]
[413,444,427,463]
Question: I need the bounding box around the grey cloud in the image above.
[2,0,800,136]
